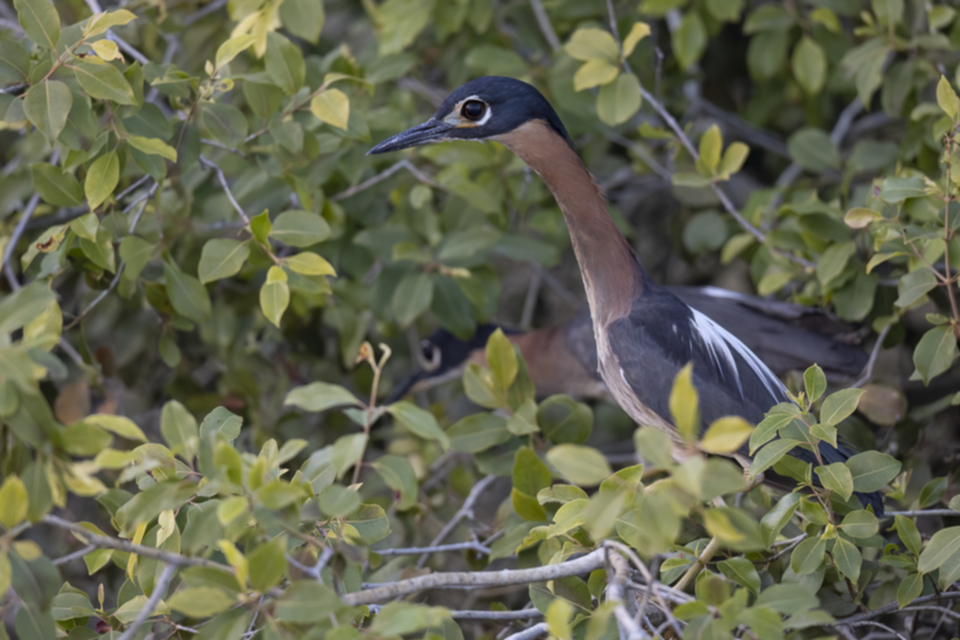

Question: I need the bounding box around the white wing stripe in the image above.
[689,308,786,401]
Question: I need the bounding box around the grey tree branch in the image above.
[342,548,605,605]
[504,622,550,640]
[377,541,491,556]
[199,155,251,224]
[885,509,960,518]
[116,562,176,640]
[605,546,651,640]
[528,0,560,53]
[418,474,496,567]
[82,0,149,65]
[3,192,41,291]
[852,325,892,388]
[451,608,542,620]
[332,158,439,202]
[43,514,231,571]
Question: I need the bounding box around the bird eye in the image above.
[461,100,486,121]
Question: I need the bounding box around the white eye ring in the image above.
[418,341,442,372]
[456,95,493,126]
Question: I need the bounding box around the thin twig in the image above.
[201,138,249,159]
[450,609,543,620]
[53,544,96,565]
[840,620,908,640]
[116,563,176,640]
[672,536,720,592]
[3,192,41,290]
[418,474,496,568]
[852,325,892,388]
[885,509,959,518]
[331,159,439,202]
[183,0,229,25]
[43,514,230,570]
[199,155,251,224]
[840,591,960,624]
[528,0,560,53]
[377,541,491,556]
[605,546,651,640]
[343,548,605,605]
[503,622,549,640]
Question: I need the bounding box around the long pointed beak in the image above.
[367,119,455,155]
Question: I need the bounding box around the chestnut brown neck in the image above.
[495,120,644,325]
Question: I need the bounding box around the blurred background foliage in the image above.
[2,0,960,636]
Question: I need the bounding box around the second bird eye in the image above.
[462,100,486,120]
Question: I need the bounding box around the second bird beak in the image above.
[367,119,455,155]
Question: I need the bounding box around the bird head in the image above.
[368,76,571,155]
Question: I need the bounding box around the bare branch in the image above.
[528,0,560,53]
[672,536,721,592]
[82,0,149,65]
[43,514,232,571]
[342,548,605,605]
[605,546,651,640]
[418,474,496,567]
[202,138,250,159]
[331,159,439,202]
[377,541,490,556]
[3,192,41,291]
[885,509,960,518]
[839,591,960,625]
[199,155,251,224]
[852,325,892,388]
[841,620,908,640]
[116,563,176,640]
[450,609,542,620]
[53,544,96,565]
[504,622,549,640]
[183,0,229,26]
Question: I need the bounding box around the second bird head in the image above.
[368,76,571,155]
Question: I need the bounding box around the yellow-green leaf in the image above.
[622,22,651,57]
[0,476,28,528]
[700,416,753,454]
[791,37,826,95]
[696,124,722,177]
[23,80,72,143]
[718,142,749,178]
[215,34,256,69]
[198,239,249,283]
[573,59,618,91]
[127,136,177,162]
[564,28,619,63]
[84,151,119,211]
[167,587,236,618]
[844,207,882,229]
[84,9,136,37]
[596,72,641,126]
[90,39,122,62]
[260,267,290,328]
[285,252,336,276]
[937,75,960,120]
[74,61,137,105]
[310,88,349,130]
[669,363,699,444]
[14,0,60,49]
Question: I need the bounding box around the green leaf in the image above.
[486,328,518,391]
[820,388,865,426]
[896,514,922,556]
[673,12,706,70]
[270,210,331,247]
[23,80,72,143]
[260,268,290,328]
[839,510,878,539]
[634,426,673,468]
[118,236,154,281]
[391,272,433,327]
[539,395,593,444]
[0,476,28,529]
[310,88,349,129]
[844,207,882,229]
[596,72,641,126]
[937,75,960,119]
[718,142,749,178]
[127,136,177,162]
[573,59,618,91]
[31,163,82,207]
[14,0,60,49]
[803,365,826,404]
[546,444,612,487]
[265,33,305,94]
[832,537,861,582]
[319,484,361,517]
[913,325,958,385]
[285,381,361,412]
[165,259,212,323]
[85,414,146,442]
[669,363,699,444]
[278,0,325,43]
[918,526,960,579]
[897,573,924,609]
[814,462,853,500]
[369,602,451,636]
[248,535,287,592]
[387,401,450,450]
[787,127,840,172]
[83,9,136,37]
[161,400,199,462]
[84,151,119,211]
[285,252,335,276]
[167,587,235,618]
[878,176,926,202]
[249,210,271,244]
[700,416,752,454]
[896,268,938,308]
[749,439,800,481]
[846,451,902,493]
[816,241,856,288]
[791,536,826,575]
[513,446,551,496]
[198,239,249,284]
[718,557,761,594]
[564,28,619,63]
[115,480,197,534]
[62,422,112,456]
[215,34,255,69]
[275,582,342,624]
[447,413,510,453]
[791,37,826,95]
[74,62,136,105]
[760,492,800,547]
[696,124,722,177]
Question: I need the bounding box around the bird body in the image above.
[370,76,883,514]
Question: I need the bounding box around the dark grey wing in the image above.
[670,286,868,377]
[609,284,883,514]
